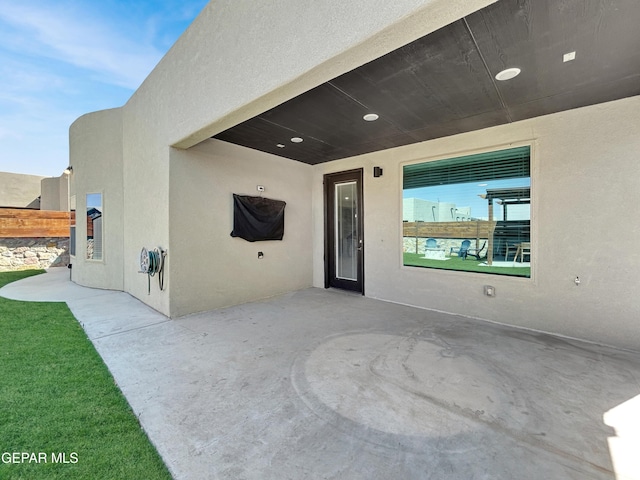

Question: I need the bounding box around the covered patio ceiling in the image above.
[214,0,640,165]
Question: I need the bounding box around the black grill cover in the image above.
[230,194,286,242]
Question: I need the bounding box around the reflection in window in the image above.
[86,193,103,260]
[69,195,76,257]
[335,182,358,281]
[402,146,531,277]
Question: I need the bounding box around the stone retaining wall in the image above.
[0,237,70,272]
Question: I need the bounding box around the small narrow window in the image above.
[402,146,531,277]
[86,193,103,261]
[69,195,76,257]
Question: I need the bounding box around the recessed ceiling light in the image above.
[495,67,521,81]
[276,144,285,148]
[291,137,303,143]
[363,113,379,122]
[563,51,576,63]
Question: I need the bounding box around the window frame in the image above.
[85,192,104,262]
[69,195,76,258]
[400,144,535,280]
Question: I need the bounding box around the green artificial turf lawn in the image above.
[0,270,172,480]
[404,252,531,277]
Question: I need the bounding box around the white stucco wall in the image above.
[69,0,640,350]
[168,139,313,317]
[120,92,172,314]
[111,0,493,317]
[0,172,44,208]
[312,96,640,351]
[69,108,124,291]
[40,177,59,211]
[403,198,472,222]
[155,0,495,150]
[40,175,69,211]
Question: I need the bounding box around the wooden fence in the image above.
[403,221,496,242]
[0,208,72,238]
[403,220,500,264]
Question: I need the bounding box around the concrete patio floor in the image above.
[2,268,640,479]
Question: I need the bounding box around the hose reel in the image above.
[139,246,166,294]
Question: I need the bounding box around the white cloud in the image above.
[0,2,164,89]
[0,0,207,176]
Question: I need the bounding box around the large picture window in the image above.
[403,146,531,277]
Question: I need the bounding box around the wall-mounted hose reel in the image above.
[139,247,166,294]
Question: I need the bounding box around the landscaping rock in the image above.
[0,237,69,272]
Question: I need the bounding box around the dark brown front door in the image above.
[324,169,364,294]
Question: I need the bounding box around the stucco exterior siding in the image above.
[0,172,45,208]
[120,94,172,314]
[168,139,313,317]
[40,175,69,212]
[69,108,124,291]
[68,0,640,350]
[312,96,640,351]
[110,0,495,316]
[142,0,495,151]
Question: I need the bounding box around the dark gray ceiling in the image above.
[214,0,640,165]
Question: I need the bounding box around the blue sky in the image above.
[404,177,531,221]
[0,0,208,177]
